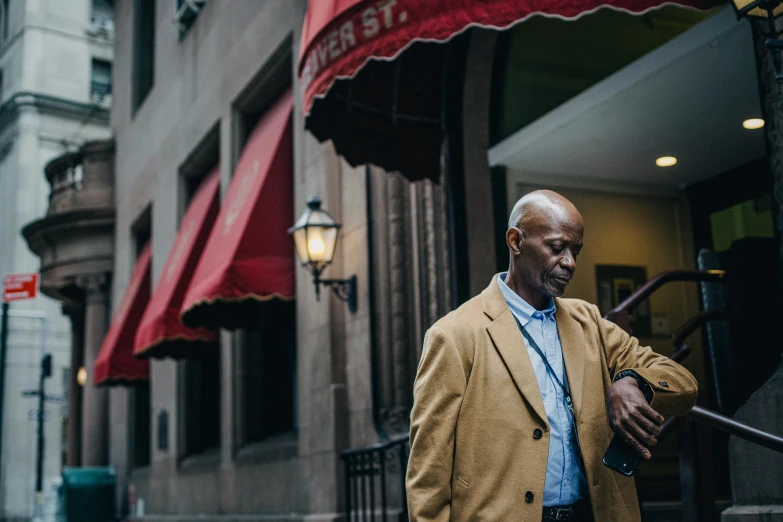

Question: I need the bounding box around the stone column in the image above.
[388,173,412,429]
[78,274,110,466]
[462,30,498,297]
[63,304,85,467]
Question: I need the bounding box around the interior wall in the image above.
[508,176,705,387]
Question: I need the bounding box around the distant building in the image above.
[0,0,112,520]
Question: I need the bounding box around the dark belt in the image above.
[542,498,593,522]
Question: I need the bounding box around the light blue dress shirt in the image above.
[498,273,588,506]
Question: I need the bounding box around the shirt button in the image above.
[525,491,534,503]
[533,428,543,440]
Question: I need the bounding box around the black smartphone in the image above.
[602,434,641,477]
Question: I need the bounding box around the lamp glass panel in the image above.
[292,227,310,265]
[749,4,783,17]
[323,227,339,266]
[733,0,783,18]
[305,226,337,265]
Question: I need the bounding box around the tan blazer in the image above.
[406,275,698,522]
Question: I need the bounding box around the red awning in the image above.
[299,0,712,181]
[93,244,151,386]
[180,90,295,330]
[134,170,221,359]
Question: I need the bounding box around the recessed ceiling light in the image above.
[656,156,677,167]
[743,118,764,130]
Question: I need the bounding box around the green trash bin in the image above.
[62,467,116,522]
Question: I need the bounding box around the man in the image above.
[406,190,698,522]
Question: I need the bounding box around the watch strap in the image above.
[614,369,654,404]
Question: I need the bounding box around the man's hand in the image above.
[607,377,665,459]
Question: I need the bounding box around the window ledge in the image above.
[235,432,298,466]
[179,447,221,472]
[85,28,113,40]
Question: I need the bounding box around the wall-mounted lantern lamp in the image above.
[289,196,357,313]
[732,0,783,82]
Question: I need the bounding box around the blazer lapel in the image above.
[555,301,585,417]
[482,276,548,427]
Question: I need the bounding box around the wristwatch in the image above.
[614,369,654,404]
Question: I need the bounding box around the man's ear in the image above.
[507,227,523,255]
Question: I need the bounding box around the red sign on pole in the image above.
[3,273,39,303]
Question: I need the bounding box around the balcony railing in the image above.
[46,152,84,212]
[43,140,114,216]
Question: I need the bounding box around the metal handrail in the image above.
[672,309,726,350]
[602,269,783,455]
[607,269,726,316]
[341,434,409,456]
[669,344,691,363]
[689,406,783,453]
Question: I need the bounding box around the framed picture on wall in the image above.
[595,265,651,337]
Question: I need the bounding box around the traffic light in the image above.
[41,354,52,379]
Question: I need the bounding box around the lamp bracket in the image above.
[766,37,783,50]
[316,275,358,313]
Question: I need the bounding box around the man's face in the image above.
[511,215,584,298]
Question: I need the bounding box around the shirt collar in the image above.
[498,272,557,326]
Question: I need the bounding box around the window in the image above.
[131,225,152,468]
[132,207,152,258]
[183,349,221,455]
[242,301,297,443]
[180,168,221,456]
[91,59,112,102]
[232,72,297,444]
[61,368,69,469]
[91,0,114,34]
[132,0,155,112]
[131,384,152,467]
[175,0,206,36]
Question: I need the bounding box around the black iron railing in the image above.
[342,434,409,522]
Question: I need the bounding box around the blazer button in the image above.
[525,491,534,503]
[533,428,543,440]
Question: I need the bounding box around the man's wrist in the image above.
[616,375,638,388]
[614,370,654,403]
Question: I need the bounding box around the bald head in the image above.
[508,190,582,232]
[504,190,584,308]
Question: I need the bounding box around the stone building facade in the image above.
[0,1,113,521]
[69,1,464,518]
[106,0,392,518]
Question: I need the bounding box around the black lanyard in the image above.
[512,313,584,458]
[512,313,575,417]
